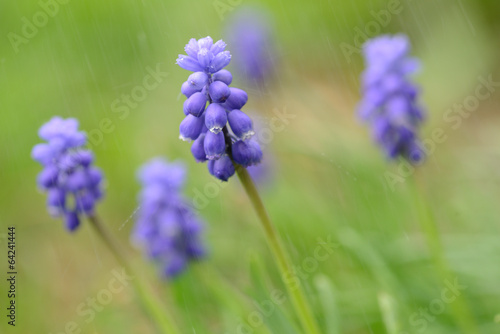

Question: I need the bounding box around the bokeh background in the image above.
[1,0,500,333]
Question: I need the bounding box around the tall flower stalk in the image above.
[32,117,181,334]
[176,37,321,333]
[88,214,181,334]
[236,166,321,334]
[409,175,478,334]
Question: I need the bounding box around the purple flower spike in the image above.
[132,158,206,279]
[32,116,104,232]
[177,36,263,181]
[226,7,275,84]
[358,34,425,163]
[137,157,186,191]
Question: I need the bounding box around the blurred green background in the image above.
[1,0,500,333]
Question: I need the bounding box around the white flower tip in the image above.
[241,130,255,141]
[179,135,192,142]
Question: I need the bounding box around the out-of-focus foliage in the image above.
[1,0,499,333]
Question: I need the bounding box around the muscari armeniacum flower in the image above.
[357,34,425,163]
[132,158,205,278]
[176,36,263,181]
[225,7,275,85]
[31,117,104,232]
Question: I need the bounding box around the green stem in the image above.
[193,263,272,334]
[88,215,181,334]
[236,166,321,334]
[409,175,478,334]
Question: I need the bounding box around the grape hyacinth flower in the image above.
[357,34,425,163]
[31,117,104,231]
[226,7,275,85]
[178,36,320,334]
[132,158,205,278]
[177,36,263,181]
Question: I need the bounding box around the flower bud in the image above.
[65,211,80,232]
[87,167,103,188]
[74,150,94,167]
[210,40,227,55]
[209,81,231,103]
[223,88,248,110]
[180,114,205,141]
[408,142,425,163]
[187,71,209,90]
[228,110,254,139]
[183,92,207,117]
[65,170,87,192]
[181,81,200,98]
[184,38,200,58]
[232,140,262,167]
[176,55,203,72]
[47,188,66,210]
[37,165,59,188]
[212,69,232,85]
[209,51,231,73]
[197,48,214,69]
[31,143,54,164]
[207,160,215,176]
[165,256,187,277]
[203,131,226,160]
[205,103,227,133]
[191,133,207,162]
[212,155,235,181]
[76,193,95,214]
[198,36,213,49]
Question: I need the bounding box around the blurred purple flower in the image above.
[226,7,275,85]
[31,117,104,232]
[358,34,425,163]
[177,36,263,182]
[132,158,205,278]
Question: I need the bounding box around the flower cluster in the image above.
[357,34,425,162]
[31,117,104,231]
[176,36,263,181]
[226,7,274,85]
[132,158,205,278]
